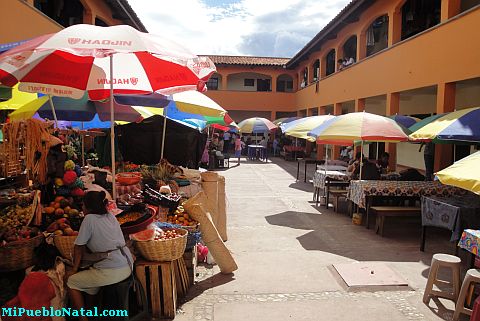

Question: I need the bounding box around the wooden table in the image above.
[348,180,465,230]
[247,145,267,161]
[421,194,480,252]
[296,158,325,182]
[313,169,350,208]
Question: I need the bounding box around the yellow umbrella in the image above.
[436,151,480,195]
[0,84,40,110]
[9,96,49,120]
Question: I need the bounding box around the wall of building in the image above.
[455,77,480,109]
[0,0,62,43]
[227,72,271,91]
[0,0,126,44]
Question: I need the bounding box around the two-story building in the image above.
[203,0,480,172]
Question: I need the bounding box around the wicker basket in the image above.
[0,234,44,272]
[135,228,187,262]
[53,235,77,260]
[200,171,219,182]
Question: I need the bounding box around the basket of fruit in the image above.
[134,228,188,262]
[0,202,43,271]
[0,232,44,271]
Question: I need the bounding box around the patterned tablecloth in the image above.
[422,194,480,241]
[348,180,465,209]
[458,229,480,256]
[313,170,349,188]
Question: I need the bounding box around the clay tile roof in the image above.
[204,55,290,66]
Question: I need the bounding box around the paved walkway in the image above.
[175,157,469,321]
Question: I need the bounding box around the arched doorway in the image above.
[326,49,336,76]
[302,67,308,87]
[401,0,441,40]
[312,59,320,81]
[366,15,389,57]
[343,35,357,62]
[276,74,294,92]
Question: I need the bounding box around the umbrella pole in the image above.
[109,54,116,200]
[47,95,58,128]
[81,122,85,168]
[160,116,167,160]
[360,142,364,180]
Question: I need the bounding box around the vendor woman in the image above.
[67,191,132,321]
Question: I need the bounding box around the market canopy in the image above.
[237,117,277,133]
[308,111,409,145]
[409,107,480,142]
[282,115,335,141]
[436,151,480,195]
[9,94,144,122]
[0,84,40,110]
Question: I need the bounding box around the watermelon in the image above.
[131,229,155,241]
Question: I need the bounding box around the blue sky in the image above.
[129,0,350,57]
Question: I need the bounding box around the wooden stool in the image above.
[135,260,177,319]
[423,253,461,305]
[453,269,480,321]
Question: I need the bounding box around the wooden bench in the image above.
[329,189,348,213]
[371,206,421,237]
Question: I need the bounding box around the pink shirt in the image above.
[234,138,242,151]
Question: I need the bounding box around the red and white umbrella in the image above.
[0,24,215,100]
[0,24,216,198]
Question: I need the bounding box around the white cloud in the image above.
[129,0,350,57]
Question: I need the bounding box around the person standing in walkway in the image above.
[223,131,231,153]
[420,142,435,181]
[234,135,242,165]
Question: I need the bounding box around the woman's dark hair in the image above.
[355,151,362,160]
[83,190,108,214]
[32,242,61,271]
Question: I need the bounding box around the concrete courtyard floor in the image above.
[174,157,472,321]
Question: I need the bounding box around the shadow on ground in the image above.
[265,208,463,267]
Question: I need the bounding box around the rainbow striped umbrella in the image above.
[436,151,480,195]
[308,112,409,145]
[273,116,300,127]
[409,107,480,142]
[283,115,335,141]
[237,117,277,133]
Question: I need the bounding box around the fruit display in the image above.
[0,203,40,245]
[45,217,78,236]
[42,196,82,232]
[166,205,197,227]
[155,229,182,240]
[43,196,80,218]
